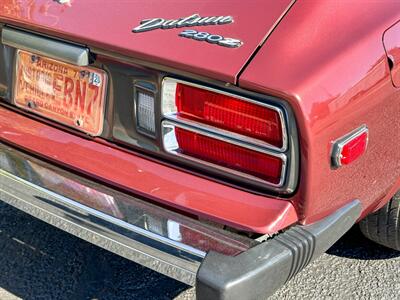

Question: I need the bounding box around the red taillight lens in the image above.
[164,82,283,148]
[162,79,288,187]
[173,126,283,184]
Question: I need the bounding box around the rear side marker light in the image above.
[331,125,368,168]
[162,79,286,150]
[162,121,285,185]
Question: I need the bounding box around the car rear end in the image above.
[2,1,395,299]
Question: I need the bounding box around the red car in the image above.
[0,1,399,299]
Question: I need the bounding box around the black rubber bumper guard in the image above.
[197,200,361,300]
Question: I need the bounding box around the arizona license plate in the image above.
[13,50,107,136]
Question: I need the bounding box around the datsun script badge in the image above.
[133,14,233,32]
[132,14,242,48]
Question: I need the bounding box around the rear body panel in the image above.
[239,1,400,223]
[0,106,298,233]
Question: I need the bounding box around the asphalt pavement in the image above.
[0,201,398,300]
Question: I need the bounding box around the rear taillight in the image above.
[174,83,283,148]
[161,78,288,187]
[163,123,283,184]
[163,80,285,150]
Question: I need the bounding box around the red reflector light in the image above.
[340,131,368,165]
[174,126,283,184]
[332,126,368,167]
[172,83,283,148]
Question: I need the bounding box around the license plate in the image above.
[13,50,107,136]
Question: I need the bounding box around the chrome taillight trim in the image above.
[161,77,288,153]
[162,120,287,188]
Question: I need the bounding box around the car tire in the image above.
[359,191,400,251]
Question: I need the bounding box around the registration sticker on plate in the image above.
[13,50,107,136]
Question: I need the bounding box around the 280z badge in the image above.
[179,29,242,48]
[132,14,243,48]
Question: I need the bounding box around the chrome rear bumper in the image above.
[0,143,255,286]
[0,142,361,299]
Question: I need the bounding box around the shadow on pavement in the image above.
[326,225,400,260]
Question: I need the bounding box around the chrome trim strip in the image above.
[8,169,206,258]
[162,120,287,188]
[331,125,369,168]
[167,115,286,153]
[0,144,256,285]
[2,27,89,66]
[161,77,288,152]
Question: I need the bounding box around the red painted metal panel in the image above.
[0,0,293,83]
[239,1,400,223]
[0,106,298,234]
